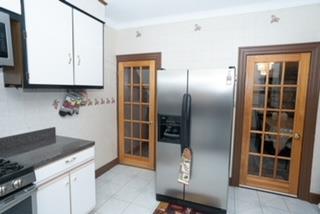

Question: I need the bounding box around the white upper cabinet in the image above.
[24,0,74,85]
[73,10,103,86]
[63,0,106,21]
[0,0,21,14]
[23,0,104,87]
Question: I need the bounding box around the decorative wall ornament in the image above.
[136,30,142,38]
[52,99,60,110]
[101,98,105,104]
[53,90,115,117]
[94,98,100,105]
[271,15,280,23]
[194,24,201,31]
[87,99,93,106]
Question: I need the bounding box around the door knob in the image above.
[68,53,72,64]
[294,133,301,140]
[77,55,81,66]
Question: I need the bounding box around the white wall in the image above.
[0,26,118,169]
[114,4,320,193]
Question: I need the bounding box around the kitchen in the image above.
[0,0,320,213]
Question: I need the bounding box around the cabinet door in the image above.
[37,174,71,214]
[73,10,103,86]
[0,0,21,14]
[70,161,96,214]
[24,0,74,85]
[63,0,106,21]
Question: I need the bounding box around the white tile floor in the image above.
[94,164,320,214]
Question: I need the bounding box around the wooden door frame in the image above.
[230,42,320,202]
[116,52,162,169]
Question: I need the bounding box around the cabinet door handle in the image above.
[73,177,77,182]
[66,182,69,186]
[77,55,81,66]
[68,53,72,64]
[65,157,76,164]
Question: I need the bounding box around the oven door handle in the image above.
[0,185,37,213]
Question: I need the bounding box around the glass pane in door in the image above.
[248,155,260,176]
[268,62,282,85]
[284,62,299,85]
[252,87,265,108]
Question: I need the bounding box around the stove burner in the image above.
[0,159,24,178]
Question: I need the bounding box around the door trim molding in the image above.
[231,42,320,202]
[117,52,162,70]
[116,52,162,169]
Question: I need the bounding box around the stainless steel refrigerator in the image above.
[156,68,235,213]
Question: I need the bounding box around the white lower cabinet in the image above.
[37,174,71,214]
[36,148,95,214]
[70,162,96,214]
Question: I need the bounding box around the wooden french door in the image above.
[118,60,156,170]
[240,53,311,195]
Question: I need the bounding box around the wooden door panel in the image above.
[240,53,311,195]
[118,60,156,169]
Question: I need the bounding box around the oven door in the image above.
[0,185,37,214]
[0,11,14,66]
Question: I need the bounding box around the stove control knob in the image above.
[0,186,6,196]
[12,179,22,189]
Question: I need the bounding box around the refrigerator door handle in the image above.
[181,93,192,153]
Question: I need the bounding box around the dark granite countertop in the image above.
[0,128,95,169]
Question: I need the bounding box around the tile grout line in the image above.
[232,187,236,212]
[120,200,132,214]
[256,190,265,214]
[282,197,293,214]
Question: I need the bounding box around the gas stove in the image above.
[0,158,35,198]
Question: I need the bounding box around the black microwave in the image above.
[0,11,14,66]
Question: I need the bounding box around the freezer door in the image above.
[157,69,188,116]
[185,69,235,209]
[156,69,188,200]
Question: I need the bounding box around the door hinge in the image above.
[23,30,27,39]
[26,72,30,81]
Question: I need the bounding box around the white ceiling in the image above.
[105,0,320,29]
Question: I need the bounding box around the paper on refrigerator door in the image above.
[178,148,192,185]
